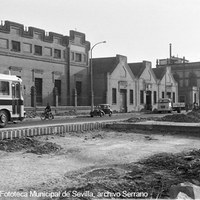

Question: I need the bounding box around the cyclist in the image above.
[45,103,51,117]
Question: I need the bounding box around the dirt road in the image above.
[0,128,199,199]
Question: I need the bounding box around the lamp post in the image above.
[90,41,106,111]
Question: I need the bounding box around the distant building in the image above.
[156,44,199,106]
[0,20,90,107]
[158,56,189,65]
[157,60,200,106]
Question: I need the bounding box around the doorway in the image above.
[119,89,127,112]
[146,91,152,110]
[35,78,42,106]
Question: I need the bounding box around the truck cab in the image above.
[158,98,173,113]
[158,98,185,113]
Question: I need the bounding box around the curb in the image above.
[106,122,200,136]
[0,121,111,140]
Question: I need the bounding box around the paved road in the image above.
[4,112,171,129]
[5,113,133,129]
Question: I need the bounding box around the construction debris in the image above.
[158,113,200,123]
[126,110,200,124]
[60,149,200,199]
[125,116,158,123]
[0,137,61,154]
[158,110,200,123]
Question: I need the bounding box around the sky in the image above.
[1,0,200,67]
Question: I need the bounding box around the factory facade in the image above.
[0,20,178,112]
[0,21,90,107]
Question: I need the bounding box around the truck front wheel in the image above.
[0,110,8,128]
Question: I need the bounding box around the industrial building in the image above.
[0,21,178,112]
[156,44,199,108]
[0,21,90,107]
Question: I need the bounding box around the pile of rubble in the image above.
[157,110,200,123]
[125,116,158,123]
[158,113,200,123]
[0,137,61,154]
[26,141,61,154]
[60,149,200,199]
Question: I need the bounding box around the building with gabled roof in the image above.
[153,66,178,103]
[92,54,136,112]
[128,62,146,78]
[129,61,158,111]
[152,67,165,80]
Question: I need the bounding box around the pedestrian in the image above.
[193,102,197,111]
[185,104,189,112]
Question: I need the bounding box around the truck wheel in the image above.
[0,111,8,128]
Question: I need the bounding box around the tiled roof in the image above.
[128,62,146,78]
[91,57,117,75]
[152,68,166,80]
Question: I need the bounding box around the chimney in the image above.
[169,43,172,59]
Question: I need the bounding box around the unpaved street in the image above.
[0,128,200,199]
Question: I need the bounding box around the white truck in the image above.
[157,98,185,113]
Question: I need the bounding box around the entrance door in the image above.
[12,82,21,115]
[76,81,82,106]
[35,78,42,105]
[146,91,152,110]
[55,80,61,105]
[119,89,127,112]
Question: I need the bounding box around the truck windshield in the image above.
[0,81,9,95]
[158,99,171,103]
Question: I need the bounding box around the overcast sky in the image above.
[1,0,200,67]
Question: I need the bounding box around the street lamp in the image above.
[90,41,106,111]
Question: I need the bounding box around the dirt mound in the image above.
[157,111,200,123]
[60,149,200,199]
[0,137,61,154]
[187,110,200,119]
[158,113,200,123]
[126,116,159,123]
[26,141,61,154]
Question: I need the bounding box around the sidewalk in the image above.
[107,120,200,136]
[135,120,200,127]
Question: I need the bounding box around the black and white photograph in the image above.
[0,0,200,199]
